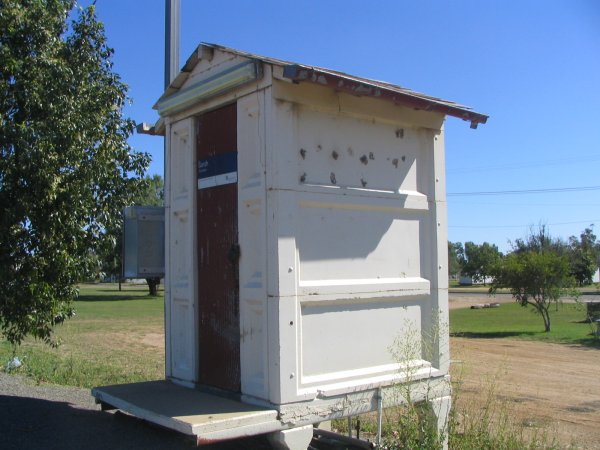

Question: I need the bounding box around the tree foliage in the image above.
[135,174,164,207]
[490,228,576,332]
[567,227,599,286]
[448,241,464,278]
[461,242,502,285]
[0,0,149,345]
[512,224,599,286]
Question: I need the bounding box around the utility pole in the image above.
[165,0,180,89]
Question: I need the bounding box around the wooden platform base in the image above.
[92,381,281,445]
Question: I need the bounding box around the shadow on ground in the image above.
[0,394,272,450]
[0,393,365,450]
[450,331,537,339]
[77,294,160,302]
[452,331,600,348]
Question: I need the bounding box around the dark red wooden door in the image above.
[196,103,240,392]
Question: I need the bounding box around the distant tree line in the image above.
[449,226,600,287]
[449,226,600,332]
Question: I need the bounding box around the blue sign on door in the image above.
[198,152,237,189]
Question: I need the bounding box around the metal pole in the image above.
[165,0,180,89]
[376,388,383,447]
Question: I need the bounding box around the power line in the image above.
[448,185,600,197]
[449,219,599,229]
[449,201,600,207]
[447,154,600,175]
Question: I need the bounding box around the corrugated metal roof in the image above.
[157,43,488,129]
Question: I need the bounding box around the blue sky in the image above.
[85,0,599,252]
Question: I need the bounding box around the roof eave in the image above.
[282,65,488,129]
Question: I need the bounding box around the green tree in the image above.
[490,229,576,332]
[567,227,598,286]
[448,241,464,279]
[461,242,502,285]
[512,224,568,255]
[135,174,164,207]
[0,1,149,346]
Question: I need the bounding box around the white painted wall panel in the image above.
[166,119,197,383]
[296,204,422,282]
[300,300,423,377]
[264,91,447,403]
[237,92,269,399]
[296,108,419,193]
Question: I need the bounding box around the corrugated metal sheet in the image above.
[154,42,488,129]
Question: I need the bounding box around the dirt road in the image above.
[450,291,600,449]
[2,293,598,449]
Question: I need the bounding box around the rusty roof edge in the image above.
[155,43,488,128]
[282,64,488,129]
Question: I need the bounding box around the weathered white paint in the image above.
[100,45,472,448]
[258,81,449,406]
[238,91,270,400]
[91,381,282,441]
[165,118,197,383]
[164,44,451,420]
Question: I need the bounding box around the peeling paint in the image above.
[359,155,368,165]
[369,152,374,160]
[361,178,367,187]
[330,172,337,184]
[331,150,339,160]
[396,128,404,138]
[300,148,306,159]
[392,158,399,168]
[300,172,307,183]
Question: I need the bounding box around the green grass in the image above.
[1,283,165,388]
[2,282,579,448]
[450,301,599,347]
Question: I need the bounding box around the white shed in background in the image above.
[93,44,487,450]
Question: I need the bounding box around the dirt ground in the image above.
[449,293,600,449]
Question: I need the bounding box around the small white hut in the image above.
[93,43,487,450]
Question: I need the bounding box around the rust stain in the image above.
[197,103,241,393]
[197,436,224,446]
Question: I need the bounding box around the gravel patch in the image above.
[0,372,272,450]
